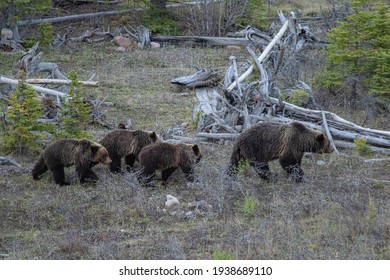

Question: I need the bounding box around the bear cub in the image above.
[32,139,111,186]
[228,122,333,182]
[138,142,202,186]
[99,129,159,173]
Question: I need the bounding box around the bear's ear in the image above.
[118,123,126,129]
[316,133,325,142]
[90,144,100,154]
[192,144,201,157]
[149,131,158,142]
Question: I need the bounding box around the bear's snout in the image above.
[102,155,112,164]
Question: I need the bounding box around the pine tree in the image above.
[57,71,91,139]
[1,79,48,155]
[319,0,390,105]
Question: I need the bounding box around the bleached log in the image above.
[25,78,98,87]
[334,141,390,155]
[171,69,218,88]
[267,97,390,139]
[0,76,67,98]
[197,132,238,140]
[0,157,21,168]
[363,158,390,163]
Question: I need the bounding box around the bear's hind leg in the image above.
[51,167,69,186]
[226,161,239,178]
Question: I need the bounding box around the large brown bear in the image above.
[138,142,202,185]
[228,122,333,182]
[32,139,112,186]
[99,129,159,173]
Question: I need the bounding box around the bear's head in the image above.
[191,144,202,163]
[91,142,112,164]
[314,133,334,154]
[180,144,202,165]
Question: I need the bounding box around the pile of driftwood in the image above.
[172,12,390,155]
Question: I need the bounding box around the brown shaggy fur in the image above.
[228,122,333,182]
[99,129,159,172]
[32,139,111,185]
[138,142,202,185]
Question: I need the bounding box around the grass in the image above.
[1,24,390,260]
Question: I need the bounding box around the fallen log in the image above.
[152,35,250,46]
[0,157,22,168]
[0,76,67,98]
[171,69,220,88]
[25,78,98,87]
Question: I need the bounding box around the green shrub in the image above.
[37,22,54,47]
[211,249,233,260]
[56,71,92,139]
[353,138,372,157]
[142,7,181,35]
[237,159,250,174]
[287,89,311,106]
[235,191,257,218]
[0,79,52,155]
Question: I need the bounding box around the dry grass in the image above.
[1,39,390,260]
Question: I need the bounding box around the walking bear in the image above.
[32,139,112,185]
[138,142,202,186]
[99,129,159,173]
[228,122,333,182]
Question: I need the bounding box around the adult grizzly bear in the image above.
[138,142,202,186]
[228,122,333,182]
[32,139,111,186]
[99,129,159,173]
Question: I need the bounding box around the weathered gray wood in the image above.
[0,156,21,168]
[152,35,250,46]
[171,69,219,88]
[25,78,98,87]
[226,18,290,92]
[0,76,67,98]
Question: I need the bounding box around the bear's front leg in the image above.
[279,154,304,182]
[51,167,69,186]
[161,167,177,184]
[138,166,156,187]
[125,154,136,172]
[288,165,304,182]
[77,166,99,183]
[181,166,196,182]
[109,156,122,173]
